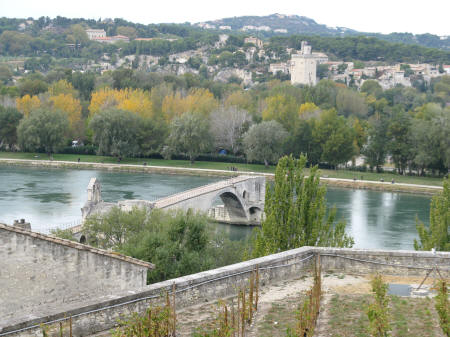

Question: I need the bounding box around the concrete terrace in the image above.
[1,245,448,336]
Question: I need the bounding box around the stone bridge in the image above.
[80,175,265,226]
[153,175,265,222]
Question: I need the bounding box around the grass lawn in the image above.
[0,151,444,186]
[327,294,445,337]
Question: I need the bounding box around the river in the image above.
[0,165,431,250]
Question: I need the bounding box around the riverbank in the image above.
[0,156,443,195]
[0,152,446,185]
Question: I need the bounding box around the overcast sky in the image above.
[1,0,449,36]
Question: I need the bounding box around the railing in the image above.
[154,175,253,208]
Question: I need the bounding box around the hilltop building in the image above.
[86,29,106,40]
[93,35,130,44]
[244,37,263,48]
[290,41,319,86]
[269,62,290,75]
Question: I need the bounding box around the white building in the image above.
[290,41,318,86]
[269,62,289,75]
[86,29,106,40]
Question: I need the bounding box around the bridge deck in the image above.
[154,175,251,209]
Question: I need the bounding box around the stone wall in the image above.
[0,224,152,330]
[1,247,448,337]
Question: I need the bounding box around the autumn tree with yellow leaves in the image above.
[16,95,41,117]
[89,88,153,119]
[162,88,217,120]
[49,94,83,138]
[48,79,79,97]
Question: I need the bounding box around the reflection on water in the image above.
[0,166,432,250]
[28,192,72,204]
[327,187,430,250]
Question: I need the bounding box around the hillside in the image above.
[200,13,450,50]
[201,13,356,36]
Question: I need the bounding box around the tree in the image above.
[49,93,82,130]
[164,112,212,163]
[414,179,449,251]
[71,71,95,101]
[336,88,368,118]
[210,106,250,154]
[89,108,141,158]
[262,94,298,132]
[162,88,217,120]
[0,64,12,84]
[243,121,288,167]
[89,88,153,119]
[0,106,22,149]
[17,108,69,156]
[410,118,442,175]
[116,26,137,40]
[136,117,168,156]
[313,109,356,167]
[316,63,329,80]
[361,80,383,98]
[48,79,78,97]
[18,78,48,97]
[16,94,40,117]
[363,114,389,172]
[66,24,89,45]
[251,155,354,257]
[82,207,244,283]
[387,107,413,174]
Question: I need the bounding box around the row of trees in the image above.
[268,35,450,64]
[1,72,449,174]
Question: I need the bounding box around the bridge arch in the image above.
[248,206,263,222]
[209,188,249,221]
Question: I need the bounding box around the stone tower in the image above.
[290,41,317,86]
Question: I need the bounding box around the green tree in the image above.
[17,108,69,156]
[0,106,22,149]
[363,114,390,172]
[361,80,383,98]
[387,107,413,174]
[136,117,168,156]
[316,63,329,80]
[414,179,449,251]
[336,88,368,118]
[262,94,298,132]
[243,120,288,167]
[367,274,390,337]
[251,155,354,258]
[83,207,244,283]
[0,64,12,84]
[67,24,89,45]
[313,109,356,168]
[18,78,48,96]
[164,112,212,163]
[116,26,137,40]
[89,108,141,158]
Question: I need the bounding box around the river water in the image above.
[0,165,431,250]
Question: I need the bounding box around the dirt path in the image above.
[246,276,313,337]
